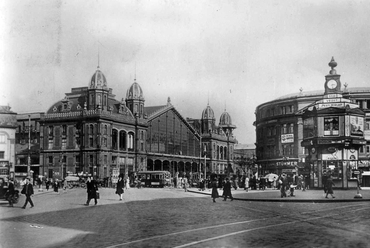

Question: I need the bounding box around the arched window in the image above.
[128,133,134,149]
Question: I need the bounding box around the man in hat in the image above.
[222,178,234,201]
[21,177,34,209]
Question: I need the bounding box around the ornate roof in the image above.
[89,67,108,90]
[126,79,144,101]
[219,111,232,126]
[201,104,215,120]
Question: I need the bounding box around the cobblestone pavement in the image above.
[0,187,370,248]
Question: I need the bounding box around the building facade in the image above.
[254,58,370,188]
[188,104,238,178]
[14,113,42,182]
[35,66,216,183]
[0,105,17,179]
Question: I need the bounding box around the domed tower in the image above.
[87,66,109,110]
[201,104,216,134]
[125,79,145,118]
[219,110,236,135]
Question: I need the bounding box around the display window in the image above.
[323,160,342,180]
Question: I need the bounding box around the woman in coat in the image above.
[116,174,124,201]
[325,176,335,198]
[211,178,219,203]
[85,177,98,206]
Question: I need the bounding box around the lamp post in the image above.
[27,115,31,178]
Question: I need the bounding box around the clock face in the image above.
[327,80,337,89]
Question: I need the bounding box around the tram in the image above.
[137,171,171,188]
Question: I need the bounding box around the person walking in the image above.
[21,178,34,209]
[7,178,16,207]
[244,176,249,192]
[63,178,68,192]
[279,174,288,198]
[125,177,130,190]
[211,178,219,203]
[53,179,59,194]
[325,175,335,198]
[183,176,188,192]
[222,178,233,201]
[45,179,50,191]
[85,177,98,206]
[116,174,124,201]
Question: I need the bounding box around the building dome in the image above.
[219,111,233,126]
[126,80,144,101]
[89,67,108,90]
[202,104,215,120]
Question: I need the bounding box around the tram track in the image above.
[104,201,370,248]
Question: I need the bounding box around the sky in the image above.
[1,0,370,144]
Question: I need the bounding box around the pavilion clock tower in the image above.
[324,57,341,95]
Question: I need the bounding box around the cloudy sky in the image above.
[1,0,370,144]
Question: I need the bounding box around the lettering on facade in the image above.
[317,103,344,109]
[281,134,294,143]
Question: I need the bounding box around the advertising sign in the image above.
[350,116,364,136]
[322,147,342,160]
[281,134,294,143]
[112,169,119,183]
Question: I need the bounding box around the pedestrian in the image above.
[325,176,335,199]
[6,178,16,207]
[53,179,59,194]
[46,179,50,191]
[183,176,188,192]
[279,174,288,198]
[85,176,99,206]
[322,173,328,196]
[63,179,68,192]
[125,177,130,190]
[116,174,124,201]
[222,178,233,201]
[211,178,219,203]
[21,177,34,209]
[244,176,249,192]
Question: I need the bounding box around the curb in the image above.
[187,190,370,203]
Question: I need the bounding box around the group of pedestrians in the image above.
[211,177,234,203]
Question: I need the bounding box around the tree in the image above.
[234,155,256,177]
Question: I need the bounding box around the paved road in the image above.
[1,187,370,248]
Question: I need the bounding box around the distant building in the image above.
[14,113,43,182]
[187,104,238,178]
[254,58,370,188]
[0,105,17,179]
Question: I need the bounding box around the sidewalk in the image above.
[187,187,370,202]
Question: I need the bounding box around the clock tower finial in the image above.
[324,57,341,96]
[328,56,337,75]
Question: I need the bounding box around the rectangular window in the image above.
[48,156,53,164]
[283,124,287,134]
[324,117,339,136]
[289,123,294,134]
[360,145,364,153]
[0,135,6,143]
[281,106,286,115]
[0,151,4,159]
[367,146,370,153]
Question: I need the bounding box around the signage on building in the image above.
[0,161,9,167]
[317,139,343,144]
[317,103,345,109]
[350,116,364,136]
[323,98,341,103]
[324,94,342,99]
[112,168,119,183]
[281,134,294,143]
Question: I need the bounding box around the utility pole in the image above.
[27,115,31,178]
